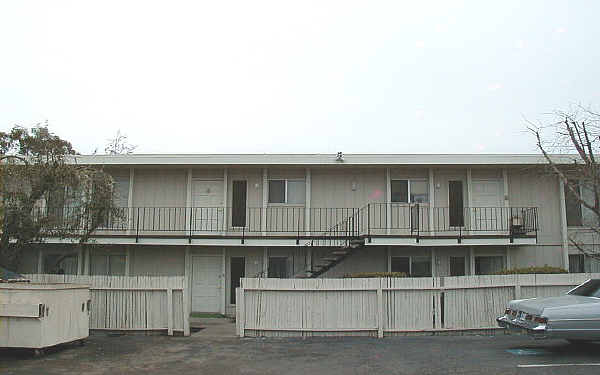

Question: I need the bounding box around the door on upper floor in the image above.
[231,180,247,228]
[192,180,224,231]
[471,179,504,232]
[448,181,464,228]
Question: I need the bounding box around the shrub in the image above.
[344,272,408,278]
[494,266,567,275]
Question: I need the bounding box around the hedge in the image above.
[343,272,408,278]
[493,266,568,275]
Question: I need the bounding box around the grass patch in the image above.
[190,312,226,318]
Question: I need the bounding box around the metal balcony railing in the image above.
[30,204,537,243]
[364,204,538,238]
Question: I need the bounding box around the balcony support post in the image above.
[37,248,43,274]
[84,247,90,275]
[469,246,475,275]
[135,208,140,243]
[367,203,371,242]
[558,177,569,270]
[185,169,192,234]
[223,168,228,235]
[386,168,391,235]
[305,168,311,236]
[467,168,473,234]
[429,168,435,236]
[262,168,268,236]
[125,246,131,276]
[127,168,135,235]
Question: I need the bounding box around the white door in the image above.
[192,180,224,231]
[471,179,504,231]
[192,255,223,313]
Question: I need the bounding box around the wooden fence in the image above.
[24,274,190,336]
[236,273,600,338]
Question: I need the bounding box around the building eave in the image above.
[67,153,580,167]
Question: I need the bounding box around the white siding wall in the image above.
[130,246,185,276]
[507,169,561,245]
[511,245,563,268]
[132,168,187,207]
[310,168,386,208]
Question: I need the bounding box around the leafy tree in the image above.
[529,107,600,262]
[0,125,120,270]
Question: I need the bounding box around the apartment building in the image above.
[16,153,599,314]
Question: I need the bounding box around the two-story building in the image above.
[16,153,600,315]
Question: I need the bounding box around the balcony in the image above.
[33,204,538,246]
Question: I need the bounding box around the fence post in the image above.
[377,278,383,338]
[514,275,522,300]
[167,287,173,336]
[235,288,240,335]
[238,286,245,337]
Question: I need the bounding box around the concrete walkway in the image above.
[189,317,236,337]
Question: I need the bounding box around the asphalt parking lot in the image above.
[2,332,600,375]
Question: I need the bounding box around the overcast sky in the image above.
[1,1,598,155]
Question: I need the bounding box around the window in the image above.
[43,253,78,275]
[268,257,288,278]
[113,175,130,207]
[565,180,597,227]
[474,256,504,275]
[450,256,466,276]
[90,253,126,275]
[569,254,585,273]
[411,256,432,277]
[391,256,432,277]
[268,180,305,204]
[391,180,429,203]
[391,257,410,274]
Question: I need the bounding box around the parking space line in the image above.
[518,363,600,368]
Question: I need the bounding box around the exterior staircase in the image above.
[294,207,366,278]
[299,238,365,278]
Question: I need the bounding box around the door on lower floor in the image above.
[192,255,223,313]
[230,257,245,304]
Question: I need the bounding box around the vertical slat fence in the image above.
[237,273,600,338]
[24,274,189,336]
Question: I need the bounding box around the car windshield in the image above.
[568,279,600,297]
